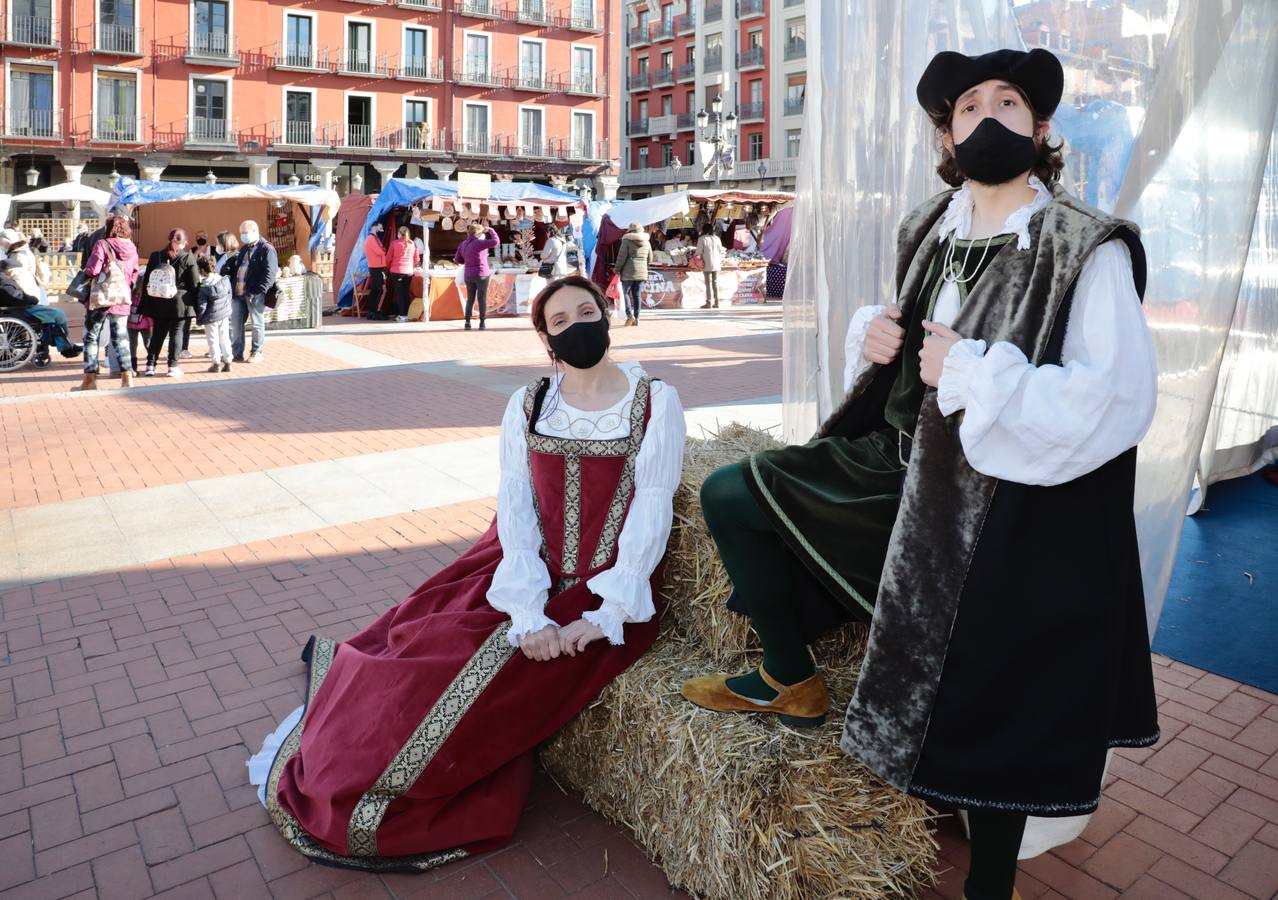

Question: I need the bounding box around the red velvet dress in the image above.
[264,377,662,871]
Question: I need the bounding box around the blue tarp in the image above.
[337,178,585,309]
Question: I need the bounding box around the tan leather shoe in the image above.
[71,373,97,392]
[120,371,134,388]
[681,665,830,728]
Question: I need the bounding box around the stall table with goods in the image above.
[336,178,588,321]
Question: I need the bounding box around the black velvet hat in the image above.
[916,48,1064,120]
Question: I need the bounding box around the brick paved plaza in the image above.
[2,308,1277,899]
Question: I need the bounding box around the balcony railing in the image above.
[341,48,391,77]
[677,62,697,82]
[564,6,602,32]
[275,43,330,70]
[397,55,443,80]
[651,20,675,41]
[621,156,797,186]
[736,0,765,18]
[510,67,552,91]
[651,66,675,86]
[704,51,723,72]
[279,120,317,146]
[739,101,765,121]
[784,95,804,116]
[187,32,239,62]
[345,124,374,148]
[449,132,503,156]
[627,118,649,136]
[2,108,60,140]
[737,46,765,69]
[187,116,235,145]
[459,0,500,18]
[515,1,555,25]
[397,0,443,7]
[676,111,697,130]
[627,72,650,91]
[567,73,600,95]
[6,14,56,46]
[627,26,650,47]
[785,38,806,60]
[95,23,143,55]
[784,0,803,6]
[455,60,502,86]
[705,1,722,22]
[514,139,553,159]
[675,13,695,34]
[94,115,140,142]
[569,140,606,161]
[392,124,437,152]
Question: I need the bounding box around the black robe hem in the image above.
[906,727,1161,817]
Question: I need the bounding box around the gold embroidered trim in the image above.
[588,378,650,571]
[346,628,516,856]
[264,638,470,872]
[561,454,583,576]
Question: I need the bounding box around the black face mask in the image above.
[548,318,610,370]
[954,117,1038,186]
[196,238,207,246]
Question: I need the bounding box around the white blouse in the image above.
[486,364,686,646]
[842,179,1157,487]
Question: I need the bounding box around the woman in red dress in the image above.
[248,275,685,871]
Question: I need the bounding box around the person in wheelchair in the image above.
[0,259,81,363]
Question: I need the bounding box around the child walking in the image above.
[195,255,233,372]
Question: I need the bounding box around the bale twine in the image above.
[541,424,939,899]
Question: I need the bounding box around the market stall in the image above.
[107,177,340,330]
[589,189,792,310]
[337,178,587,320]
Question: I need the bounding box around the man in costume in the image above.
[680,48,1160,900]
[249,275,685,870]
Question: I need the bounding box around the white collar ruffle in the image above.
[937,175,1053,251]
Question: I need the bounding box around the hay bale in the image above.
[660,424,864,668]
[541,634,938,900]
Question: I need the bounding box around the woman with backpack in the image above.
[75,215,140,390]
[139,229,198,377]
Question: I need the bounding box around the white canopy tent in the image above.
[9,182,111,216]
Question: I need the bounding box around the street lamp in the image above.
[25,164,39,187]
[204,169,217,185]
[696,96,737,188]
[351,170,364,193]
[287,173,301,187]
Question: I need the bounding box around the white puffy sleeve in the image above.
[486,389,556,645]
[843,304,887,394]
[935,239,1157,486]
[584,382,687,645]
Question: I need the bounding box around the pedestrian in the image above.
[139,228,198,377]
[72,223,92,255]
[175,232,215,360]
[614,222,650,327]
[363,223,388,319]
[386,226,420,323]
[194,254,233,373]
[540,226,572,279]
[681,48,1159,900]
[454,222,500,330]
[696,223,724,309]
[230,219,278,364]
[0,229,48,304]
[76,214,140,390]
[216,232,239,277]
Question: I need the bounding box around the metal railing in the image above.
[96,22,142,55]
[736,0,765,17]
[510,67,552,91]
[704,51,722,72]
[450,132,503,156]
[651,66,675,86]
[345,123,374,148]
[188,32,238,59]
[738,101,765,121]
[705,1,722,22]
[569,139,606,161]
[565,7,602,31]
[340,48,391,76]
[398,55,442,80]
[188,116,233,144]
[677,62,697,82]
[652,20,675,41]
[397,0,443,8]
[455,59,501,86]
[393,124,437,152]
[280,120,316,146]
[627,118,649,136]
[7,14,55,46]
[784,0,803,6]
[737,46,765,69]
[621,156,796,186]
[784,95,804,116]
[3,108,59,139]
[785,38,805,59]
[95,115,140,142]
[514,139,552,159]
[276,42,325,69]
[676,111,697,129]
[675,13,695,34]
[515,1,554,25]
[627,26,649,47]
[627,72,650,91]
[567,73,600,94]
[459,0,499,17]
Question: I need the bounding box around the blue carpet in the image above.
[1152,470,1278,694]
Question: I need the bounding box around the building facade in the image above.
[618,0,805,198]
[0,0,620,199]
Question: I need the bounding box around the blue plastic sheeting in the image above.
[336,178,584,309]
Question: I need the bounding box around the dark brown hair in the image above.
[196,254,217,276]
[530,275,609,335]
[166,228,187,257]
[928,86,1065,188]
[105,215,132,241]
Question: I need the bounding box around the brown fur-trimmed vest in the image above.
[826,183,1150,795]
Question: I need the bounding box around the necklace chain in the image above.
[941,231,997,285]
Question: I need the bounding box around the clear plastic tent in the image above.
[783,0,1278,641]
